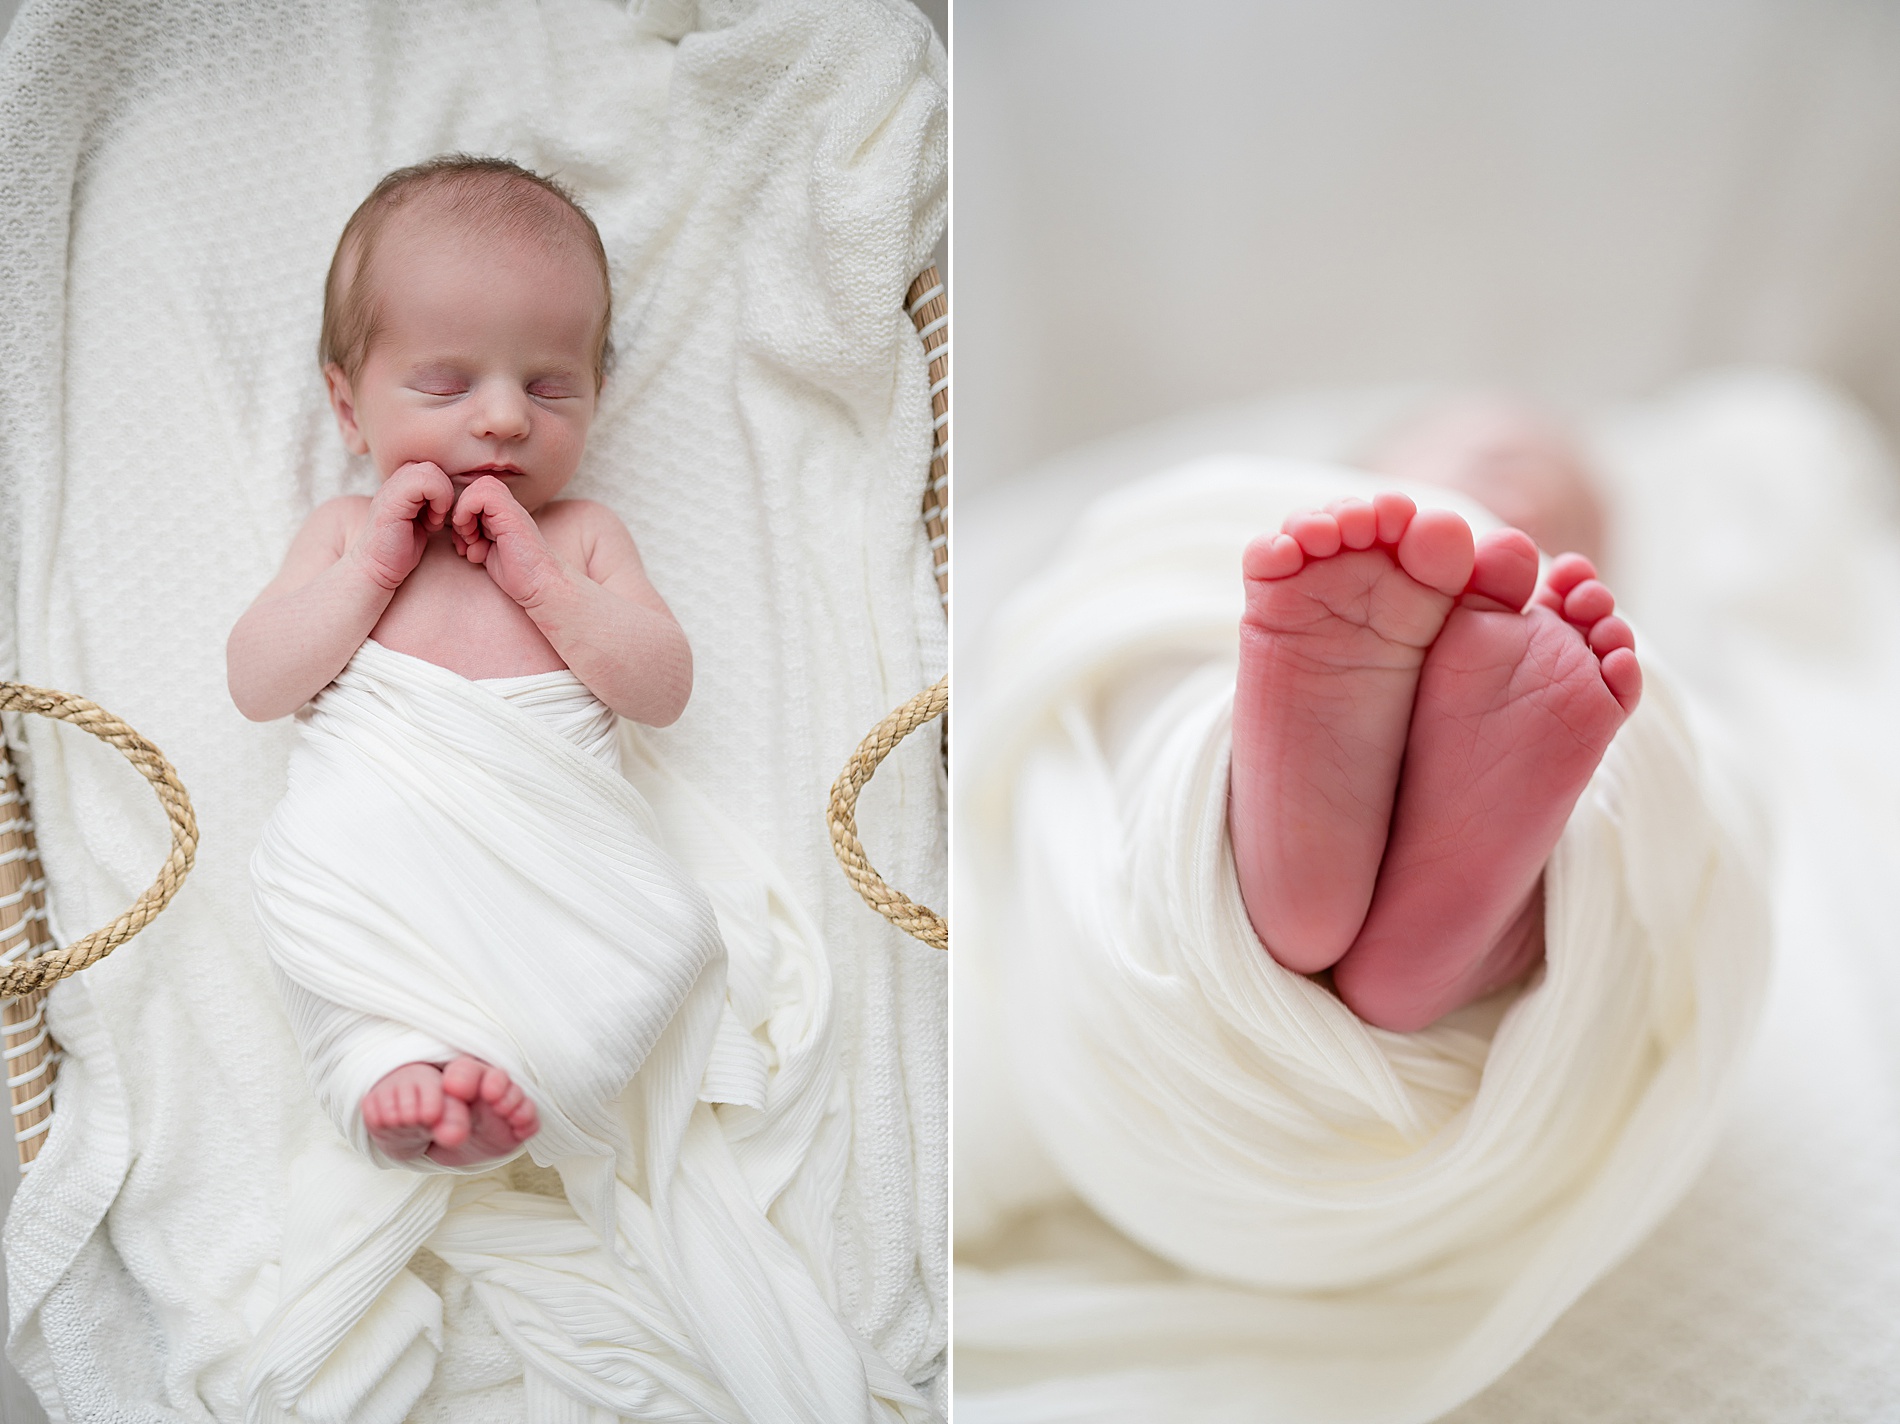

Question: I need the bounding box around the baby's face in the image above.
[326,217,605,514]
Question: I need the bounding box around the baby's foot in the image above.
[359,1055,539,1167]
[1231,493,1482,972]
[428,1055,540,1168]
[362,1061,464,1162]
[1333,545,1641,1030]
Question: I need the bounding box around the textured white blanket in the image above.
[955,461,1770,1422]
[0,1,945,1418]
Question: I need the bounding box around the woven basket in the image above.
[0,692,198,1167]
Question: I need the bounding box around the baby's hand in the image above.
[451,476,559,606]
[352,462,455,591]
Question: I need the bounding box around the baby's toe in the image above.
[441,1055,485,1101]
[1545,552,1598,596]
[510,1100,540,1139]
[1600,646,1642,711]
[1561,579,1615,626]
[1326,497,1379,550]
[434,1095,472,1148]
[1283,510,1343,560]
[1464,528,1539,611]
[1394,507,1475,596]
[1587,614,1635,657]
[1372,491,1417,544]
[479,1064,515,1104]
[1242,533,1304,581]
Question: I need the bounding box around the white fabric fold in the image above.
[245,641,932,1423]
[954,459,1771,1423]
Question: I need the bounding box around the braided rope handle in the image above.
[827,677,947,950]
[823,266,950,948]
[0,685,197,997]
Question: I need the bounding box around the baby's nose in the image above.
[471,383,531,440]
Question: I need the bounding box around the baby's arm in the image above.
[452,478,692,725]
[227,463,456,720]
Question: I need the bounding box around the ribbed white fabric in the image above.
[954,460,1771,1423]
[245,642,926,1422]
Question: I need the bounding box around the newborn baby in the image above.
[228,155,691,1166]
[1228,475,1640,1032]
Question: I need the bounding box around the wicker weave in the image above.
[823,266,950,949]
[908,268,949,608]
[0,688,198,1168]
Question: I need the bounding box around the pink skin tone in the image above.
[1366,396,1608,569]
[1229,494,1640,1032]
[228,205,687,1164]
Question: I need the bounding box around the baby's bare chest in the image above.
[371,540,567,679]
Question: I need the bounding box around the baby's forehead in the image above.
[374,185,600,277]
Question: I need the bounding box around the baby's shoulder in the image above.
[536,497,626,531]
[537,497,633,549]
[537,499,646,581]
[294,495,372,553]
[311,493,373,527]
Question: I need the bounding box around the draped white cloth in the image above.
[248,641,930,1423]
[954,459,1772,1423]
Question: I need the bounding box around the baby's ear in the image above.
[323,363,370,456]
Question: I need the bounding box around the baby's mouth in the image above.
[453,465,527,482]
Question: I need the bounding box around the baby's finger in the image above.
[420,466,455,524]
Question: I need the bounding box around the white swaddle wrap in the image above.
[247,640,929,1423]
[955,460,1771,1423]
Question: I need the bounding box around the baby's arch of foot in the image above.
[1242,491,1475,597]
[1534,553,1642,710]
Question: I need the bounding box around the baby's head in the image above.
[320,155,612,513]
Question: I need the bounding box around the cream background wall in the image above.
[958,0,1900,492]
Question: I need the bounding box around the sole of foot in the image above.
[1333,548,1641,1031]
[1231,492,1497,973]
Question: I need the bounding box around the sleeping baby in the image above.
[228,154,701,1169]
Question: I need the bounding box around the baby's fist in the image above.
[451,476,556,606]
[355,462,455,591]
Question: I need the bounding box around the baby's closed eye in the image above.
[407,363,470,397]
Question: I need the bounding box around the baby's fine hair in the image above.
[319,154,613,384]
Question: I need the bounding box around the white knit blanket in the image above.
[0,1,946,1418]
[954,461,1770,1422]
[247,642,925,1422]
